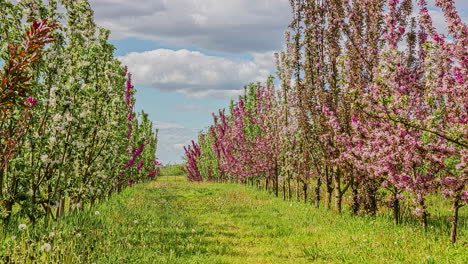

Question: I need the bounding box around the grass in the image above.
[1,176,467,263]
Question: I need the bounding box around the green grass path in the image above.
[64,176,465,264]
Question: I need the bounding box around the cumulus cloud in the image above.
[155,125,202,164]
[118,49,273,98]
[252,51,278,71]
[89,0,292,53]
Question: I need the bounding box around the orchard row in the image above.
[185,0,466,243]
[0,0,159,227]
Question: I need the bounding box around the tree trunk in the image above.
[325,167,333,210]
[419,199,428,229]
[274,162,279,197]
[326,187,333,210]
[314,177,321,208]
[334,170,350,214]
[393,194,400,225]
[0,168,4,204]
[351,180,359,215]
[451,199,460,243]
[283,179,286,200]
[56,196,65,218]
[363,183,378,216]
[336,193,343,213]
[2,200,14,224]
[296,178,300,201]
[303,183,308,203]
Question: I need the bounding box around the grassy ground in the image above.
[2,176,467,263]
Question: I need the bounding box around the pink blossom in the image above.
[27,97,36,105]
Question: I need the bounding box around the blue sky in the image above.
[88,0,467,164]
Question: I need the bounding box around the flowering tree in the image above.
[0,0,159,225]
[184,140,202,182]
[185,0,466,243]
[0,18,57,221]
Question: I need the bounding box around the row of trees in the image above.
[185,0,466,243]
[0,0,159,226]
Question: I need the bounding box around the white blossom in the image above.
[54,113,63,122]
[40,155,49,163]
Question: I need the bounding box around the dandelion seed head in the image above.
[40,243,52,252]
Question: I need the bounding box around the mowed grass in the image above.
[3,176,467,263]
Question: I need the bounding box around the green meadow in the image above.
[2,176,466,263]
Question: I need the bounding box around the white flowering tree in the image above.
[0,0,159,225]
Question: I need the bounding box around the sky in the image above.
[86,0,468,165]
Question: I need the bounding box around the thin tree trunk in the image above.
[326,187,333,210]
[274,163,279,197]
[303,183,308,203]
[325,167,333,210]
[296,178,300,201]
[0,168,4,204]
[419,199,428,229]
[393,193,400,225]
[351,180,359,215]
[336,193,343,213]
[2,200,14,225]
[363,183,378,215]
[334,170,350,214]
[283,179,286,200]
[314,177,321,208]
[451,199,460,243]
[56,196,65,218]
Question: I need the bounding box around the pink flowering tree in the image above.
[184,140,202,181]
[184,0,466,243]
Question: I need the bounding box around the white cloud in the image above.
[89,0,292,53]
[154,120,184,129]
[118,49,272,98]
[253,51,277,71]
[155,126,202,164]
[178,89,243,100]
